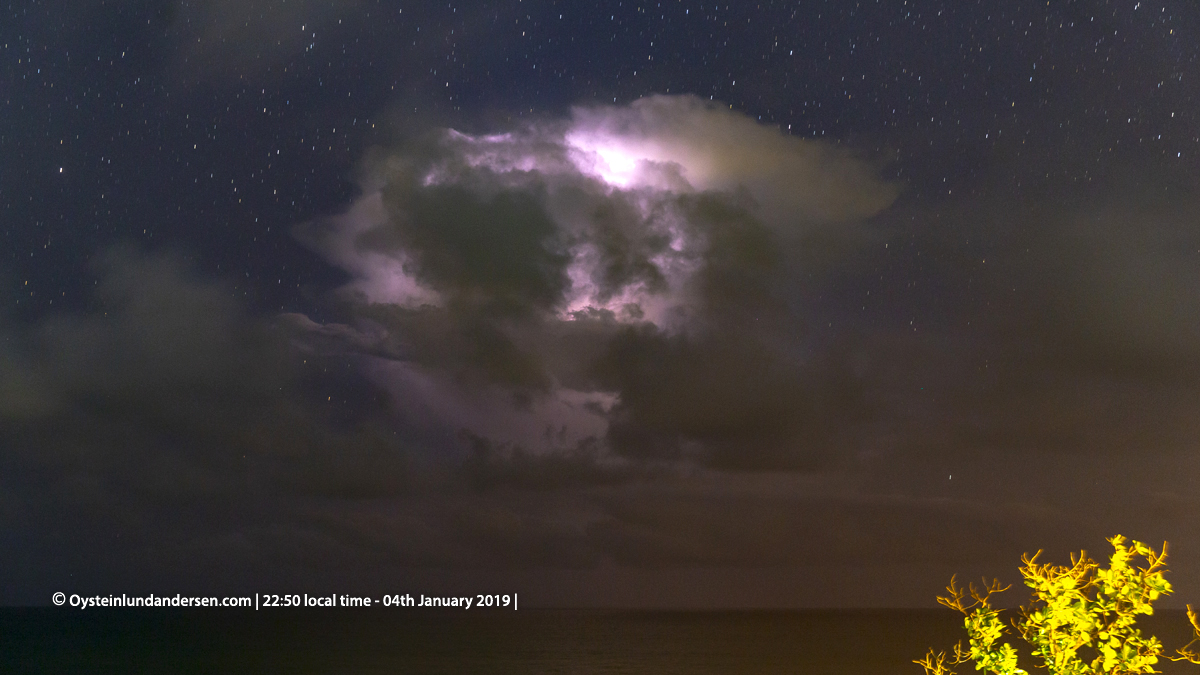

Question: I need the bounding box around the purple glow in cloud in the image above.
[290,95,898,456]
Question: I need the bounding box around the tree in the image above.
[916,535,1200,675]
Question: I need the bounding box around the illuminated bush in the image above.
[916,535,1200,675]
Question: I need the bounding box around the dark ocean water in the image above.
[2,608,1198,674]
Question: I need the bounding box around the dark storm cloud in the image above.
[257,96,1200,604]
[0,245,446,599]
[7,97,1199,607]
[3,230,1197,605]
[589,325,870,469]
[293,95,899,471]
[292,98,1200,473]
[0,245,413,515]
[838,175,1200,462]
[1,245,285,423]
[375,180,572,315]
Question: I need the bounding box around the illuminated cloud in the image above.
[307,95,898,324]
[292,95,899,465]
[565,95,900,224]
[293,191,441,308]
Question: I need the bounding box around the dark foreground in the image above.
[2,608,1198,674]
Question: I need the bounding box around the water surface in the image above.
[3,608,1196,674]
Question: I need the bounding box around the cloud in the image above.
[566,95,900,225]
[11,99,1200,607]
[292,95,899,471]
[846,179,1200,460]
[260,109,1200,603]
[0,245,284,423]
[167,0,366,83]
[0,246,417,585]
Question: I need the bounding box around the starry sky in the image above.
[2,0,1200,609]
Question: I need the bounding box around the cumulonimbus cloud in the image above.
[291,95,900,468]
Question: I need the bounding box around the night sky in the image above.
[3,0,1200,609]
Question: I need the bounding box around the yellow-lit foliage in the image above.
[916,535,1200,675]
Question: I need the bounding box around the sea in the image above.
[2,608,1198,674]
